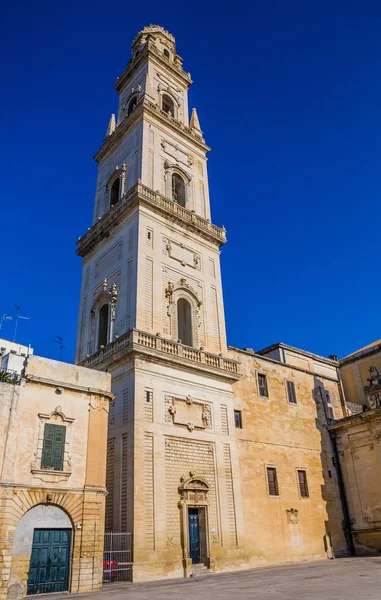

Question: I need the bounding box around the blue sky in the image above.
[1,0,381,362]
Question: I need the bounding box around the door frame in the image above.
[178,473,211,576]
[27,528,73,595]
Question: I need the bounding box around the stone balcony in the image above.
[80,329,241,382]
[76,182,227,257]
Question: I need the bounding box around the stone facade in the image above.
[327,340,381,555]
[0,350,112,599]
[74,25,355,581]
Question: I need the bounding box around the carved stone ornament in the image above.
[286,508,299,524]
[166,395,212,431]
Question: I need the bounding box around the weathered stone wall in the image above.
[330,409,381,555]
[0,356,111,600]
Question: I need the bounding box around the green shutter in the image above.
[53,425,66,471]
[41,424,66,471]
[41,424,55,469]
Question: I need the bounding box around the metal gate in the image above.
[103,532,133,583]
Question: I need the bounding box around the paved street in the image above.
[39,558,381,600]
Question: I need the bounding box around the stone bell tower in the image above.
[75,25,241,581]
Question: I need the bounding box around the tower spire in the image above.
[105,114,116,137]
[190,108,202,134]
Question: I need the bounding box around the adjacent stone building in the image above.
[0,339,112,599]
[74,25,359,581]
[329,341,381,556]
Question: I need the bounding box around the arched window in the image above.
[172,173,186,207]
[110,178,120,207]
[127,96,137,116]
[162,94,175,117]
[98,304,109,349]
[163,48,170,59]
[177,298,193,346]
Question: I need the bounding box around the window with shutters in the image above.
[258,373,268,398]
[266,467,279,496]
[297,469,309,498]
[41,423,66,471]
[286,380,297,404]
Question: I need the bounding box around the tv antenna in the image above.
[53,335,65,361]
[13,305,30,342]
[0,314,13,333]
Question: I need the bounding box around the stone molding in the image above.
[79,328,240,381]
[77,182,226,259]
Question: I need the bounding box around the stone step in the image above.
[191,563,209,577]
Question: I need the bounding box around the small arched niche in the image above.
[98,303,109,349]
[162,94,175,117]
[127,95,138,116]
[172,173,186,207]
[110,178,120,208]
[177,298,193,346]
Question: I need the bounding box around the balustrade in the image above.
[81,328,239,376]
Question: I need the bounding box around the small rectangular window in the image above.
[267,467,279,496]
[286,380,297,404]
[145,390,153,403]
[234,410,242,429]
[298,469,309,497]
[258,373,268,397]
[41,423,66,471]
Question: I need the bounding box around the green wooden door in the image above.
[27,529,71,595]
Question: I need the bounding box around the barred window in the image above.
[267,467,279,496]
[298,469,309,497]
[258,373,268,397]
[286,380,297,404]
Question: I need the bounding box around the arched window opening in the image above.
[163,48,170,59]
[127,96,137,116]
[177,298,193,347]
[162,94,175,117]
[172,173,186,207]
[110,178,120,207]
[98,304,109,349]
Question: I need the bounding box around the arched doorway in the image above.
[9,504,72,597]
[177,298,193,346]
[178,474,210,576]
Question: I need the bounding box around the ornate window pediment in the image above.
[165,279,202,348]
[90,279,118,351]
[31,406,74,483]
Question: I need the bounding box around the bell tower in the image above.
[75,25,241,581]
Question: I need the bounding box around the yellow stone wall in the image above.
[229,351,348,567]
[0,356,112,600]
[106,347,349,581]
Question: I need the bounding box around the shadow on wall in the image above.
[313,376,354,559]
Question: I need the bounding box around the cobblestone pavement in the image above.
[36,557,381,600]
